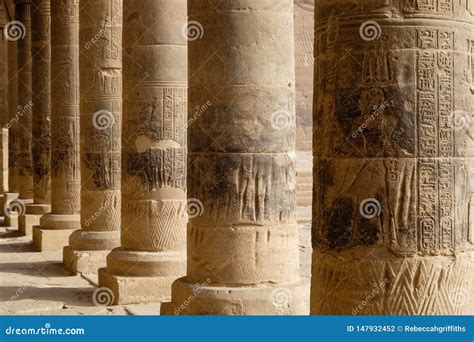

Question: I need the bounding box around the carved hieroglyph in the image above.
[31,0,51,205]
[63,0,122,270]
[49,0,80,218]
[167,0,308,315]
[34,0,80,251]
[99,0,187,304]
[15,0,33,200]
[311,0,474,315]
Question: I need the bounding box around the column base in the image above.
[40,213,81,230]
[164,277,309,315]
[99,268,180,305]
[63,246,110,275]
[310,248,474,315]
[32,214,80,251]
[62,230,120,275]
[18,204,51,236]
[32,226,73,252]
[98,248,186,305]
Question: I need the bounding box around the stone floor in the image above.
[0,205,312,316]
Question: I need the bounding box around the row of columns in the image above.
[1,0,473,315]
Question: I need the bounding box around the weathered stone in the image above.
[294,0,314,152]
[0,14,9,196]
[63,0,122,274]
[99,0,187,304]
[20,0,52,236]
[15,0,33,202]
[34,0,80,249]
[311,0,474,315]
[166,0,308,315]
[7,5,19,198]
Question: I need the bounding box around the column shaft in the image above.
[15,0,33,201]
[99,0,187,305]
[0,13,9,194]
[20,0,51,236]
[34,0,80,251]
[167,0,308,315]
[311,1,474,315]
[31,0,51,205]
[63,0,122,273]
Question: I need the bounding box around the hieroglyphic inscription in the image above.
[416,29,455,254]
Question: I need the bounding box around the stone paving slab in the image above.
[0,207,313,315]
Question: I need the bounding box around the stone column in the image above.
[0,12,9,195]
[33,0,80,251]
[166,0,308,315]
[63,0,122,274]
[19,0,51,236]
[99,0,187,305]
[311,2,474,315]
[3,10,20,227]
[15,0,33,203]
